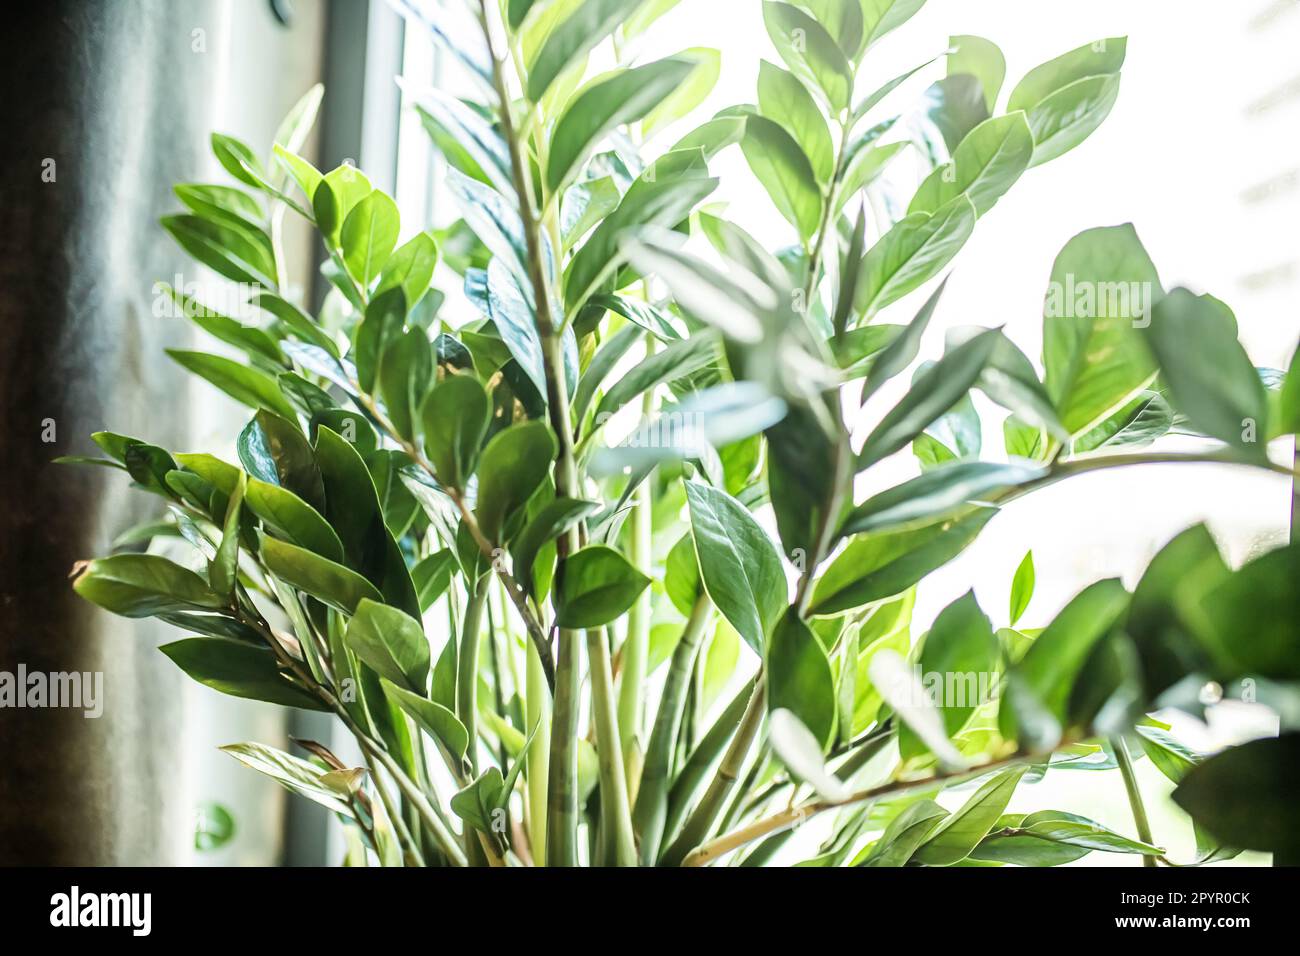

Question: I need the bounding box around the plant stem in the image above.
[682,743,1065,867]
[617,335,657,781]
[632,593,713,864]
[1113,735,1158,868]
[659,673,767,867]
[586,628,639,865]
[664,674,759,840]
[525,634,551,866]
[458,575,490,775]
[546,626,582,866]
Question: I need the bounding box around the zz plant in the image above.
[67,0,1300,867]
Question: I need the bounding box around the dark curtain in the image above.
[0,0,329,865]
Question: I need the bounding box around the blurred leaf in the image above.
[1172,733,1300,855]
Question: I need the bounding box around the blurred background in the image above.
[1,0,1295,864]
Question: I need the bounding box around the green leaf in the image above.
[166,350,296,420]
[422,374,491,490]
[1143,289,1268,454]
[161,283,284,365]
[344,599,430,693]
[842,461,1042,536]
[508,0,539,29]
[548,56,699,195]
[641,48,721,140]
[859,278,947,402]
[858,0,926,55]
[1008,37,1126,114]
[378,327,433,443]
[561,177,621,250]
[1199,543,1300,682]
[73,554,227,618]
[685,481,786,654]
[273,145,323,202]
[854,195,976,320]
[211,132,268,189]
[238,410,325,514]
[1025,73,1122,167]
[971,809,1160,865]
[260,535,382,616]
[565,148,718,311]
[221,741,350,814]
[595,332,719,420]
[161,212,275,287]
[793,0,864,60]
[1042,224,1163,438]
[763,1,853,113]
[835,140,908,216]
[253,291,339,358]
[527,0,644,102]
[512,497,601,600]
[355,286,407,396]
[740,114,823,241]
[920,76,989,155]
[1172,733,1300,855]
[245,478,343,562]
[768,610,837,747]
[475,421,558,544]
[909,112,1033,217]
[377,231,439,310]
[1007,37,1126,165]
[757,60,834,185]
[998,579,1129,746]
[554,545,652,628]
[812,508,995,615]
[382,677,469,772]
[858,799,948,866]
[902,592,997,757]
[765,404,845,565]
[408,87,513,195]
[316,164,374,245]
[412,549,457,612]
[1009,550,1034,626]
[210,471,246,601]
[858,327,999,469]
[341,190,400,287]
[949,35,1005,111]
[314,427,418,617]
[451,767,509,842]
[912,767,1028,864]
[446,170,532,289]
[162,638,327,711]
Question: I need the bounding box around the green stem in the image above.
[457,575,490,775]
[587,627,639,866]
[664,675,758,840]
[546,627,582,866]
[617,336,657,778]
[632,594,713,865]
[659,674,766,867]
[525,634,551,866]
[1113,735,1158,868]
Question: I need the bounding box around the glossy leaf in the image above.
[685,481,787,654]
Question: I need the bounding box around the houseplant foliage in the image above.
[67,0,1300,867]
